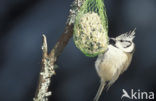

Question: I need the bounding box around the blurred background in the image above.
[0,0,156,101]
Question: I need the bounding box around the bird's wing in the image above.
[121,53,133,74]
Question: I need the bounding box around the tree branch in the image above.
[33,24,73,101]
[49,24,74,61]
[33,0,83,100]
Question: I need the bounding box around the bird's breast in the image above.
[95,45,128,80]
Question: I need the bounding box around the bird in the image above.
[94,29,136,101]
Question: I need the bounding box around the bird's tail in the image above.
[94,81,106,101]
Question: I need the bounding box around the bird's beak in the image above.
[109,38,116,45]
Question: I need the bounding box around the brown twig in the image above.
[33,0,85,100]
[33,24,73,101]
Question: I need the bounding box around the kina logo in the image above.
[121,89,154,100]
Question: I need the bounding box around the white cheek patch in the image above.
[122,41,131,48]
[115,41,134,53]
[115,42,123,49]
[124,43,134,53]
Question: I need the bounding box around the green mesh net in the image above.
[73,0,108,57]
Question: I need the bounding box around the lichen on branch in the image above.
[33,35,55,101]
[33,0,82,101]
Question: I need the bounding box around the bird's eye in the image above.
[120,40,124,42]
